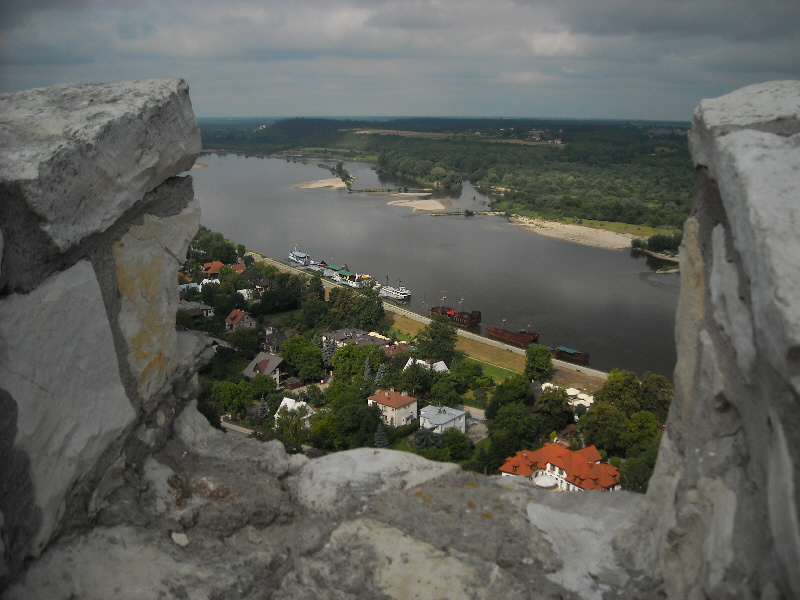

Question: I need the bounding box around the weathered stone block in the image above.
[642,80,800,600]
[289,448,460,515]
[0,260,135,559]
[0,79,200,253]
[112,193,199,403]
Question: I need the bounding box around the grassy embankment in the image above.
[387,313,524,378]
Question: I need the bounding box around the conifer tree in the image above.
[374,423,389,448]
[374,363,386,385]
[363,358,374,383]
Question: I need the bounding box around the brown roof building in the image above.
[499,443,620,491]
[367,390,418,428]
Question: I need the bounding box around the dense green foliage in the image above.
[413,314,458,364]
[632,232,683,254]
[581,370,673,467]
[524,343,553,381]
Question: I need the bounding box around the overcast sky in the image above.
[1,0,798,120]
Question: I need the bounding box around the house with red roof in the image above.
[367,390,418,427]
[499,442,620,491]
[225,309,255,331]
[230,263,246,275]
[202,261,226,278]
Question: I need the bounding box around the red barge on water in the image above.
[429,306,482,327]
[485,326,539,348]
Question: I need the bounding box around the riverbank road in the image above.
[383,303,608,380]
[245,252,607,381]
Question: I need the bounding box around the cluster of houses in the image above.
[366,390,467,433]
[182,261,619,492]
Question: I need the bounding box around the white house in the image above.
[419,405,466,434]
[276,397,312,429]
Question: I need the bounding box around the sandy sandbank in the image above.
[192,162,208,169]
[509,216,637,250]
[296,178,347,189]
[387,198,447,211]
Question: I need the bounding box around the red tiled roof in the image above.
[225,309,251,325]
[256,360,275,374]
[368,390,417,409]
[231,264,246,274]
[203,261,226,275]
[499,443,619,491]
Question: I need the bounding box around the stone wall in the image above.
[0,79,210,584]
[621,80,800,599]
[1,79,798,599]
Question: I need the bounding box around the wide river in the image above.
[191,153,680,379]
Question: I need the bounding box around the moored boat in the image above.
[429,305,482,327]
[485,326,539,347]
[379,285,411,301]
[378,277,411,301]
[288,249,312,266]
[550,346,590,363]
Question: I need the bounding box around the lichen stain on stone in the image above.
[167,474,192,510]
[479,512,493,519]
[192,478,242,502]
[413,490,432,503]
[675,217,706,422]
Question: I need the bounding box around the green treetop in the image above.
[524,343,553,381]
[414,314,457,365]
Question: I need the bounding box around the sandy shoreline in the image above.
[509,215,638,250]
[387,198,446,211]
[295,178,347,189]
[192,162,208,169]
[293,177,637,249]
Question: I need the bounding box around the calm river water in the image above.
[191,153,680,379]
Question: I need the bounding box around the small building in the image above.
[225,309,255,330]
[384,341,410,358]
[499,443,620,491]
[404,358,449,374]
[320,328,389,349]
[263,326,297,354]
[368,390,418,427]
[242,352,283,387]
[283,377,304,390]
[276,397,312,428]
[230,263,246,275]
[419,405,466,434]
[180,301,214,318]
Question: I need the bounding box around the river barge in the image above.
[429,306,482,327]
[550,346,590,363]
[485,326,539,347]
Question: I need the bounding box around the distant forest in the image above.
[199,116,692,230]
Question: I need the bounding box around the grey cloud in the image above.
[515,0,800,42]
